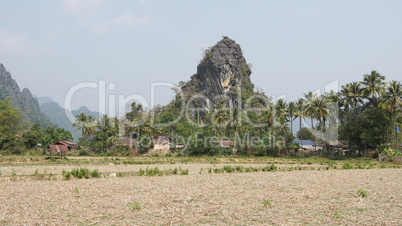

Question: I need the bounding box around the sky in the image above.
[0,0,401,116]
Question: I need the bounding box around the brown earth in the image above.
[0,168,401,225]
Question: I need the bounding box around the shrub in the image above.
[79,149,89,156]
[91,169,100,178]
[357,189,368,198]
[139,169,145,176]
[172,168,178,174]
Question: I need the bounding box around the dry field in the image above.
[0,160,401,225]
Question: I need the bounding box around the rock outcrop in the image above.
[0,63,53,127]
[182,37,253,109]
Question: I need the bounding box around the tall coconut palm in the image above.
[311,95,329,142]
[295,98,305,148]
[214,105,229,139]
[260,106,275,148]
[381,80,402,148]
[286,101,297,137]
[361,70,386,106]
[303,91,316,131]
[96,115,111,153]
[275,99,288,135]
[341,82,364,120]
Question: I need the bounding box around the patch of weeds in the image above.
[263,199,271,208]
[0,170,2,176]
[307,161,312,165]
[311,167,315,170]
[199,168,203,175]
[91,169,100,178]
[129,202,141,211]
[342,162,354,169]
[223,165,234,173]
[34,169,38,176]
[74,187,79,194]
[139,169,145,176]
[71,168,90,179]
[356,164,364,169]
[380,163,386,168]
[181,169,189,175]
[333,209,341,219]
[172,168,178,174]
[116,172,123,177]
[357,189,368,198]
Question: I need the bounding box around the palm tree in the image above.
[260,107,275,149]
[73,113,96,140]
[340,82,364,120]
[214,104,229,139]
[381,80,402,148]
[361,70,386,106]
[286,101,297,138]
[295,98,305,148]
[96,115,111,153]
[275,99,288,135]
[311,95,329,142]
[303,91,316,132]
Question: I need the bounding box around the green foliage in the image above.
[263,199,271,207]
[357,189,368,198]
[181,169,189,175]
[129,202,141,211]
[333,209,341,219]
[0,98,23,152]
[342,162,354,169]
[79,149,89,156]
[296,128,316,141]
[91,169,100,178]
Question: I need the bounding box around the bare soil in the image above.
[0,168,401,225]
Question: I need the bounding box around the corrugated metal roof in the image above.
[49,145,68,153]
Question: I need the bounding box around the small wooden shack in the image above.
[49,141,76,157]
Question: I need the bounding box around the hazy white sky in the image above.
[1,0,401,114]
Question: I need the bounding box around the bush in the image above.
[79,149,89,156]
[91,169,100,178]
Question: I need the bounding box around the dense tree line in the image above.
[0,71,400,157]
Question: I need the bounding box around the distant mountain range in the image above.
[0,63,53,127]
[38,99,100,140]
[0,63,99,141]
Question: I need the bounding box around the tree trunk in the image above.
[394,110,397,150]
[300,117,303,156]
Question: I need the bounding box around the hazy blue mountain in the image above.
[34,95,54,106]
[39,100,100,141]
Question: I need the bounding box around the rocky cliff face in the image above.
[183,37,253,109]
[0,63,53,127]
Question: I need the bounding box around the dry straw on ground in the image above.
[0,168,401,225]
